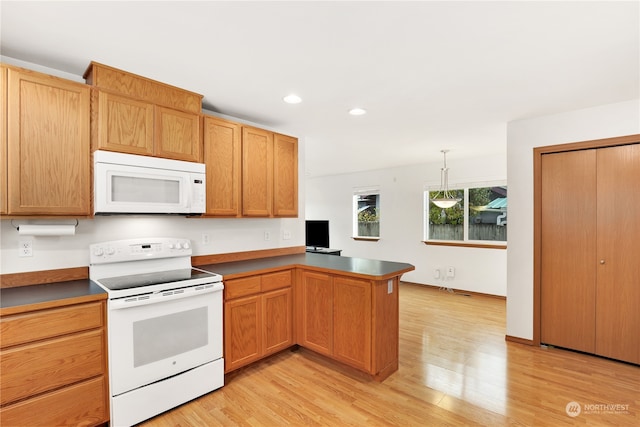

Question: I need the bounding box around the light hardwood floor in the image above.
[140,283,639,426]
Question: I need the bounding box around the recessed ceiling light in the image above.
[283,94,302,104]
[349,108,366,116]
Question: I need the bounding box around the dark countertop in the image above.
[0,280,107,315]
[198,252,415,280]
[0,254,413,313]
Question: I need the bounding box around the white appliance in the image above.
[89,238,224,427]
[94,150,206,215]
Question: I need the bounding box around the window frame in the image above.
[423,180,507,249]
[353,187,380,241]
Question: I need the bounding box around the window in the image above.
[424,184,507,244]
[353,190,380,239]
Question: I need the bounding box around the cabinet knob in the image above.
[600,259,605,264]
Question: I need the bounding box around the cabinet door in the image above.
[333,276,371,371]
[242,126,273,216]
[595,144,640,364]
[6,68,90,215]
[224,295,262,372]
[273,133,298,217]
[0,65,7,214]
[155,106,201,162]
[203,116,241,216]
[299,271,333,356]
[263,287,293,356]
[95,91,154,156]
[540,150,597,353]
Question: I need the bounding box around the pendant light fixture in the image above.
[430,149,461,209]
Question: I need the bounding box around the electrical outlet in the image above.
[264,231,271,241]
[283,230,292,240]
[447,266,455,278]
[19,239,33,257]
[202,233,210,245]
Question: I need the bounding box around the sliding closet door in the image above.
[595,144,640,364]
[540,150,597,353]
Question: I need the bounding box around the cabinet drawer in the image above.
[261,270,292,292]
[0,302,104,349]
[225,276,262,300]
[1,329,104,405]
[0,376,108,426]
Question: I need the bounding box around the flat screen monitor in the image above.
[305,220,329,249]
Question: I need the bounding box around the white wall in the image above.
[306,154,508,296]
[506,99,640,341]
[0,58,307,275]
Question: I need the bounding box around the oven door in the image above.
[107,283,223,396]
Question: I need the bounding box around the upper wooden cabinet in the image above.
[242,126,274,217]
[155,105,201,162]
[203,116,242,216]
[204,120,298,218]
[273,133,298,217]
[91,89,201,162]
[93,90,154,156]
[4,65,91,216]
[85,62,203,162]
[0,65,7,215]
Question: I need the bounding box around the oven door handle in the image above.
[109,282,224,309]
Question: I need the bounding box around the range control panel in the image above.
[90,238,192,264]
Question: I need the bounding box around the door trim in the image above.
[532,134,640,346]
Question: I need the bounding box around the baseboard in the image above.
[400,281,506,300]
[505,335,534,346]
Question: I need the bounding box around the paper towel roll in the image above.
[18,224,76,236]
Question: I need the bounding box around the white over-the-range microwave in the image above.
[94,150,206,215]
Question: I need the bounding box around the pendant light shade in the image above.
[430,150,461,209]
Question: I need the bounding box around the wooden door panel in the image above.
[155,106,201,162]
[242,126,273,216]
[273,133,298,217]
[203,116,241,216]
[1,66,7,214]
[224,296,261,372]
[540,150,597,352]
[595,143,640,364]
[300,271,333,355]
[263,288,293,355]
[97,91,153,155]
[333,276,371,371]
[7,69,90,215]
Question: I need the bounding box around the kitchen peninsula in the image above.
[195,252,415,381]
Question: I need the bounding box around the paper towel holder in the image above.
[12,219,79,236]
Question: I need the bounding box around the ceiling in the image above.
[1,1,638,177]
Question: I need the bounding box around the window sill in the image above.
[423,241,507,249]
[352,237,380,242]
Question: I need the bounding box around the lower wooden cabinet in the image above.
[0,300,109,426]
[222,267,401,381]
[224,270,293,372]
[333,276,372,372]
[297,269,399,380]
[298,270,333,356]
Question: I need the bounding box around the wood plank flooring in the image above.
[139,283,639,426]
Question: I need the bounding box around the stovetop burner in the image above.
[97,268,217,291]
